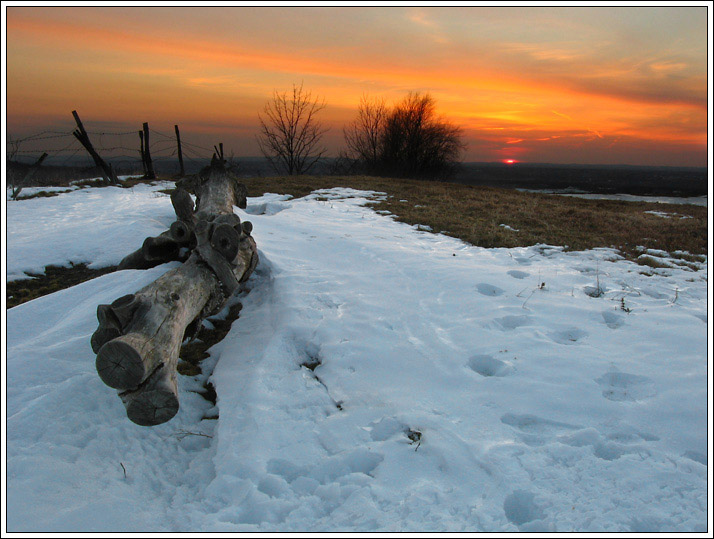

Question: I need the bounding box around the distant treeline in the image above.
[6,157,707,197]
[453,162,707,197]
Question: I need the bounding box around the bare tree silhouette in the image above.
[343,95,387,174]
[343,92,465,180]
[257,83,328,175]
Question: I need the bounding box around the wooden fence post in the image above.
[11,152,48,199]
[142,122,156,179]
[139,131,147,176]
[175,125,185,177]
[71,110,118,184]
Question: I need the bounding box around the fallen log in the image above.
[117,189,198,270]
[93,161,258,426]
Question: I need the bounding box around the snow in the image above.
[4,183,710,532]
[517,189,707,207]
[5,181,177,281]
[644,210,693,219]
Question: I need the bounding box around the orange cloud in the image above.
[5,8,707,166]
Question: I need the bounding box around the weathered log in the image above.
[117,188,197,270]
[93,162,258,426]
[169,220,194,244]
[95,255,220,390]
[171,188,195,222]
[119,365,178,427]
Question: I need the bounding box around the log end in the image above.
[124,388,179,426]
[90,326,121,354]
[96,339,145,390]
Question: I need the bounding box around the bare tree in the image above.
[380,92,464,180]
[343,92,465,180]
[343,95,387,174]
[257,83,328,175]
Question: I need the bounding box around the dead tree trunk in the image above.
[72,110,118,184]
[92,161,257,426]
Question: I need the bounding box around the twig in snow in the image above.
[120,462,127,479]
[173,430,213,441]
[671,287,679,304]
[522,290,537,310]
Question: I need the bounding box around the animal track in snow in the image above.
[503,490,546,527]
[601,311,624,329]
[507,270,530,280]
[494,315,533,331]
[683,450,707,466]
[367,417,406,442]
[468,354,513,377]
[548,327,588,345]
[501,413,580,446]
[595,371,655,402]
[476,283,505,297]
[244,201,290,216]
[512,255,533,266]
[266,448,384,487]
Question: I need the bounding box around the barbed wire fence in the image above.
[6,120,220,192]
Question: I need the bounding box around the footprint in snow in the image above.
[468,354,512,377]
[493,315,533,331]
[512,256,533,266]
[601,311,624,329]
[244,201,290,216]
[501,413,580,446]
[683,450,707,466]
[266,448,384,487]
[367,417,406,442]
[595,371,655,402]
[503,490,549,530]
[558,426,653,461]
[547,327,588,345]
[507,270,530,280]
[476,283,505,297]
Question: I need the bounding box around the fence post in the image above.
[71,110,118,184]
[139,131,147,176]
[11,152,48,200]
[174,125,185,177]
[142,122,156,180]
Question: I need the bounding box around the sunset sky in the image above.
[4,5,710,166]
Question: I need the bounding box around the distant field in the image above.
[452,163,708,197]
[9,158,708,197]
[242,175,708,259]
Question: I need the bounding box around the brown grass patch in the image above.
[7,263,117,308]
[241,175,707,259]
[7,174,706,309]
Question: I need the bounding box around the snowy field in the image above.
[4,182,710,532]
[517,188,708,207]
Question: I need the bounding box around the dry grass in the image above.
[6,173,706,309]
[242,175,708,258]
[7,263,117,308]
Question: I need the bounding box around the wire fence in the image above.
[7,124,219,183]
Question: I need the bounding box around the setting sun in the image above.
[4,6,708,166]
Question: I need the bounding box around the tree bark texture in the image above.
[93,162,258,426]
